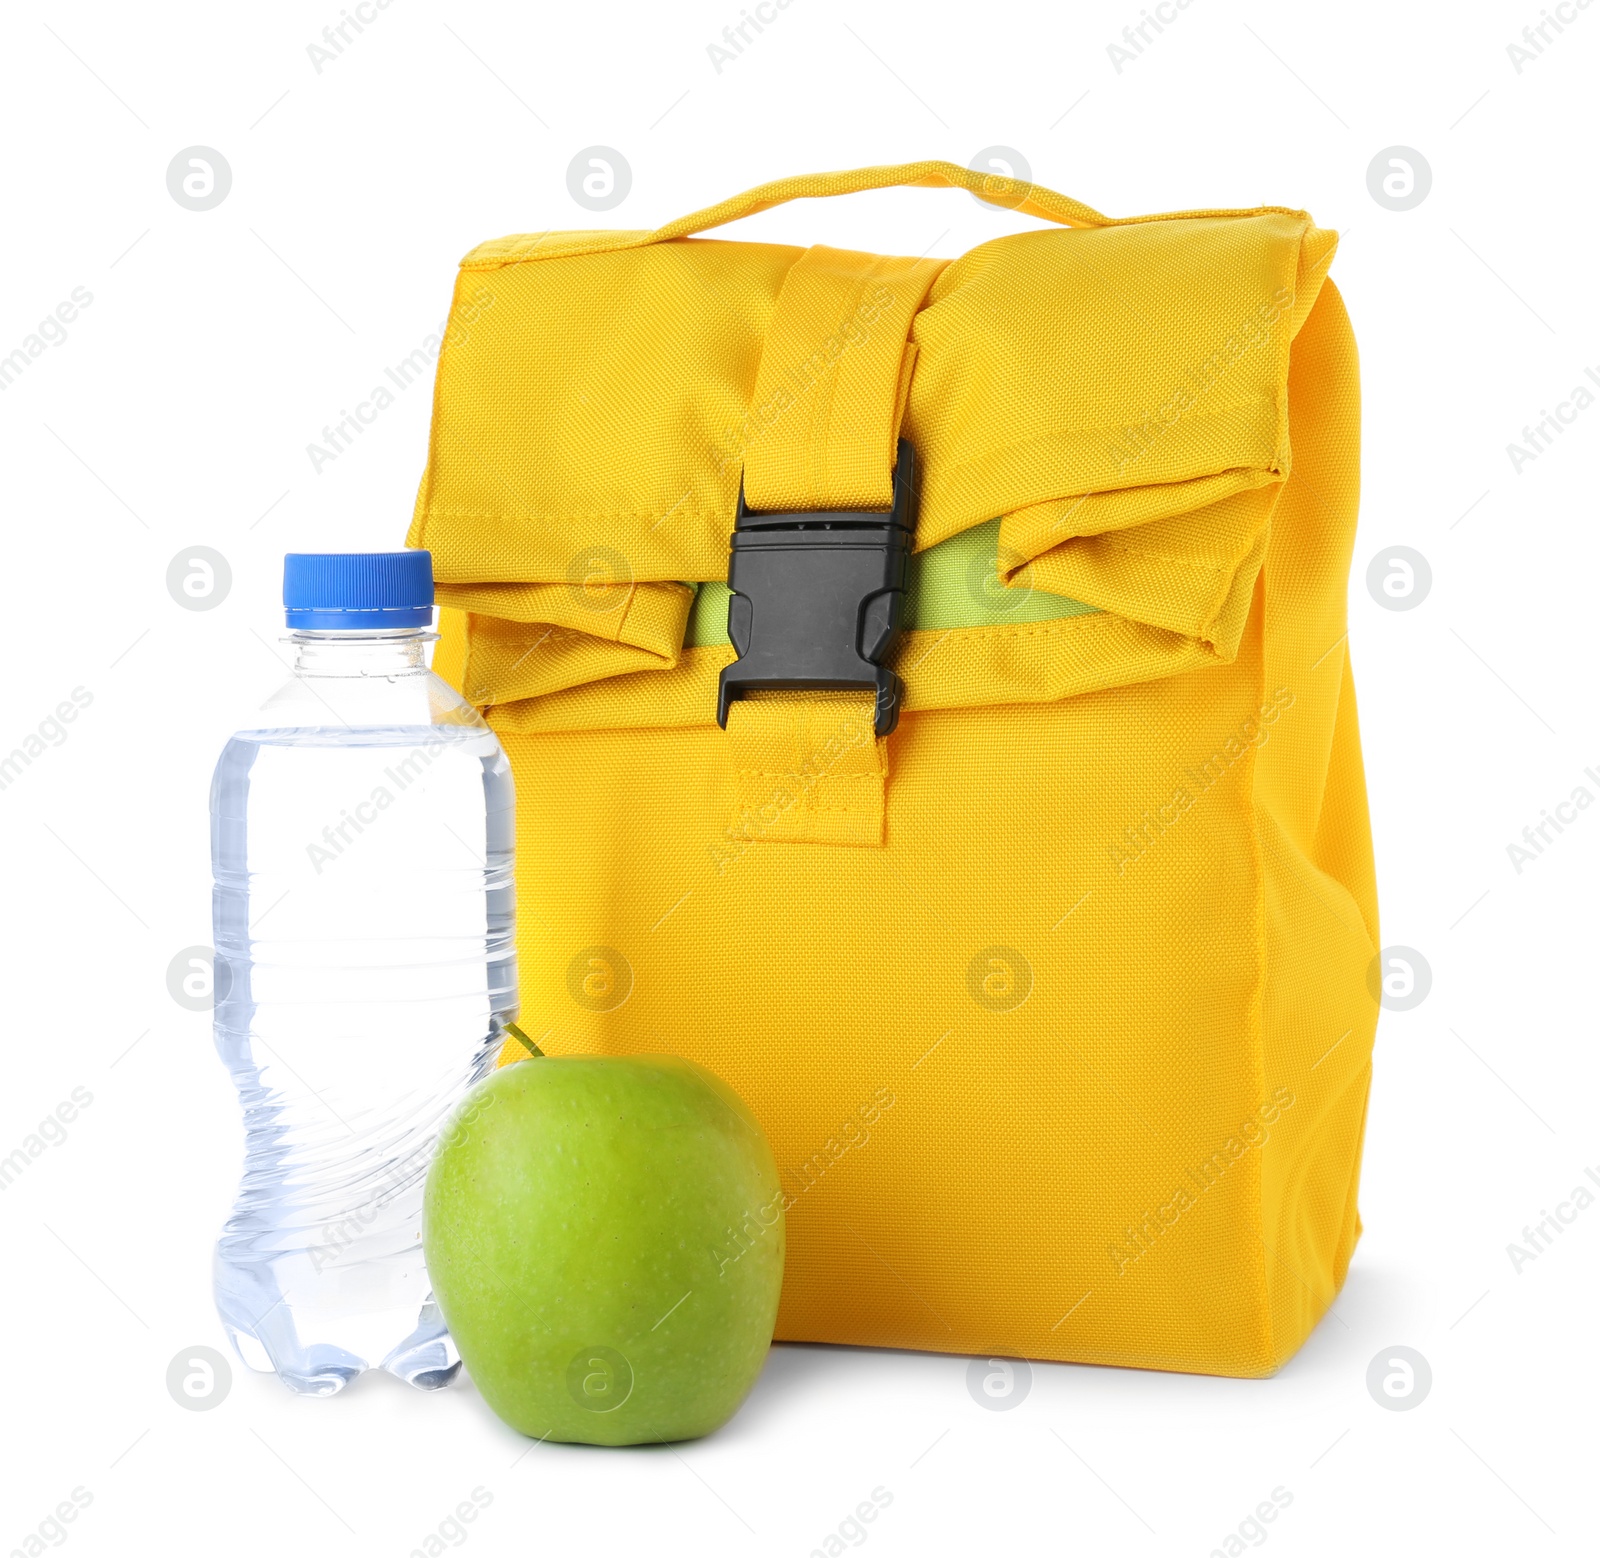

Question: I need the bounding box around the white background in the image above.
[1,1,1595,1554]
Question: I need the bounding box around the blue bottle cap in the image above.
[282,551,434,631]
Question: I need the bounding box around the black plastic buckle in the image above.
[716,440,915,738]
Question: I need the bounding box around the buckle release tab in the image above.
[716,441,916,737]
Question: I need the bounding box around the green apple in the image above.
[424,1052,785,1445]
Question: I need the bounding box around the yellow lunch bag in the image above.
[407,160,1378,1378]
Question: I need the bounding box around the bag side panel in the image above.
[1254,279,1379,1365]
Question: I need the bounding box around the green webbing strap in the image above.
[684,519,1098,649]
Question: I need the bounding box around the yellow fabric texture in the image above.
[407,161,1377,1377]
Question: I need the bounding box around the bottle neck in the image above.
[289,628,433,678]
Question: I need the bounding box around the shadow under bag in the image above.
[407,160,1378,1377]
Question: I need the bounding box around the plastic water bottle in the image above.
[211,552,516,1394]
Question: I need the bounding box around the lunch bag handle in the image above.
[646,159,1112,243]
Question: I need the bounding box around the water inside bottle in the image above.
[212,722,515,1394]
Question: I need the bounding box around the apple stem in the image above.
[505,1022,546,1059]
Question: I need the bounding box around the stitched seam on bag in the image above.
[1245,642,1275,1372]
[928,405,1284,485]
[739,806,883,815]
[492,610,1121,657]
[731,770,882,782]
[612,583,649,644]
[1094,542,1231,577]
[742,806,878,817]
[424,507,732,523]
[897,614,1144,651]
[471,610,1218,709]
[483,615,1174,693]
[419,446,1280,529]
